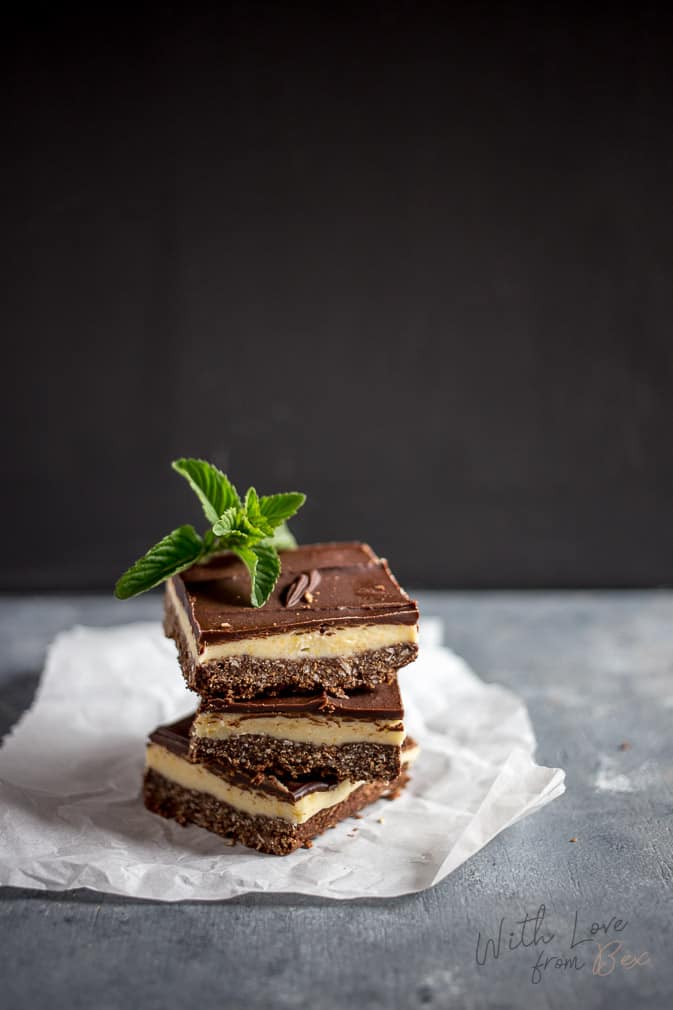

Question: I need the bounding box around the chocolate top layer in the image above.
[149,715,337,801]
[171,541,419,646]
[199,678,405,720]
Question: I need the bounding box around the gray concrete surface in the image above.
[0,592,671,1010]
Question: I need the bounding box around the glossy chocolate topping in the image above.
[199,678,404,720]
[171,541,419,645]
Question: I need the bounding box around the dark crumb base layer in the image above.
[143,767,410,856]
[189,734,402,782]
[164,603,418,701]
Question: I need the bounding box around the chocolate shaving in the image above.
[284,573,308,607]
[284,569,322,608]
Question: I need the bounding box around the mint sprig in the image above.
[114,459,305,606]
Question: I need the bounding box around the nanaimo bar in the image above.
[190,679,406,781]
[164,542,419,701]
[144,715,419,856]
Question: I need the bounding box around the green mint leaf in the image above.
[257,492,306,529]
[114,525,204,600]
[213,506,267,544]
[263,521,297,550]
[240,517,269,542]
[172,458,240,524]
[243,486,275,537]
[245,486,259,514]
[212,506,239,536]
[233,543,281,608]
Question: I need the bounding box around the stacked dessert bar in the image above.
[143,542,420,855]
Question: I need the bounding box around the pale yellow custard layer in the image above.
[192,711,406,747]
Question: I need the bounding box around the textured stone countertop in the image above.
[1,592,671,1010]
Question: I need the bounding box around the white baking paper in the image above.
[0,618,565,900]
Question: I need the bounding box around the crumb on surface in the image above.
[569,837,577,843]
[618,741,631,751]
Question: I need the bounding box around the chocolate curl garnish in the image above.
[284,569,321,608]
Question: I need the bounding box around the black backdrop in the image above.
[3,6,673,590]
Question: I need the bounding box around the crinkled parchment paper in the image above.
[0,619,564,900]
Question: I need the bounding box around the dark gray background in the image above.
[4,6,673,591]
